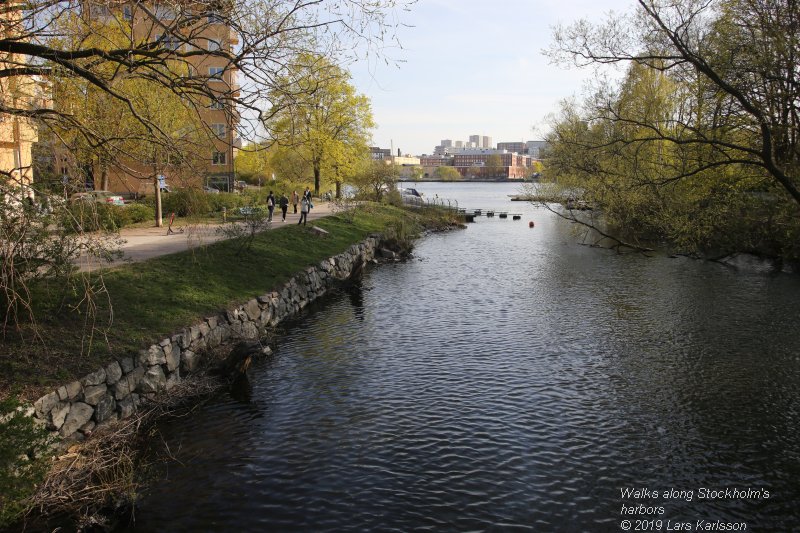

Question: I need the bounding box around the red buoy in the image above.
[529,221,535,228]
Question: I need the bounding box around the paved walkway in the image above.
[77,202,335,272]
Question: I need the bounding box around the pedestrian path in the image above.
[77,202,335,272]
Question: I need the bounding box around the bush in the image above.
[123,203,153,224]
[66,202,127,232]
[0,398,51,528]
[384,189,403,207]
[207,191,247,213]
[161,188,213,218]
[1,199,83,329]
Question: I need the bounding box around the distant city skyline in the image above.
[348,0,633,156]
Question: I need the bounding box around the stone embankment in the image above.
[32,235,381,439]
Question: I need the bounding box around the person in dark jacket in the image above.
[279,193,289,222]
[266,191,275,222]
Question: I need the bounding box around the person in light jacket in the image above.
[298,195,309,225]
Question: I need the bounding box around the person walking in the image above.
[303,187,313,214]
[298,195,309,226]
[279,192,289,222]
[266,190,275,222]
[291,190,299,214]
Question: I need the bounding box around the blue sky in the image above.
[348,0,633,156]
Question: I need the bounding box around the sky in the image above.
[348,0,634,156]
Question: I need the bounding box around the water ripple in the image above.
[128,185,800,532]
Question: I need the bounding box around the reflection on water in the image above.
[127,183,800,532]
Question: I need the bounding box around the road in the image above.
[77,202,335,272]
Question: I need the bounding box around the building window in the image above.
[207,10,224,24]
[122,5,132,21]
[209,67,225,81]
[154,3,176,20]
[212,151,227,165]
[210,98,225,110]
[89,5,111,18]
[156,34,181,51]
[207,39,221,52]
[211,123,226,137]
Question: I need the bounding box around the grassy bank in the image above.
[1,203,459,402]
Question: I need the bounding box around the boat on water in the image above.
[399,187,425,205]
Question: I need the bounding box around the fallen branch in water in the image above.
[538,202,655,255]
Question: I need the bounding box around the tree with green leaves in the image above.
[434,166,461,182]
[352,160,398,201]
[544,0,800,261]
[55,64,205,226]
[266,54,374,197]
[235,143,273,184]
[1,0,412,338]
[485,154,504,179]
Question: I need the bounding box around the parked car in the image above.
[203,186,220,194]
[69,191,125,206]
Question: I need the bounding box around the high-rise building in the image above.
[481,136,492,149]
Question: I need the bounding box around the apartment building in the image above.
[496,141,526,154]
[420,155,454,167]
[370,147,392,160]
[72,1,240,194]
[453,150,530,179]
[0,5,46,200]
[433,144,457,155]
[526,140,548,159]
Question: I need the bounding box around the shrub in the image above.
[122,203,153,224]
[216,205,271,255]
[1,199,85,329]
[0,398,52,528]
[161,188,213,218]
[384,189,403,207]
[207,191,247,213]
[66,202,127,232]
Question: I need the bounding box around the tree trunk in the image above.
[313,164,321,196]
[335,180,342,199]
[153,174,163,227]
[100,163,109,191]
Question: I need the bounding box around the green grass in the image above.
[1,204,456,401]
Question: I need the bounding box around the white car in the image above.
[69,191,125,206]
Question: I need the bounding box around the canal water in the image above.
[128,183,800,532]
